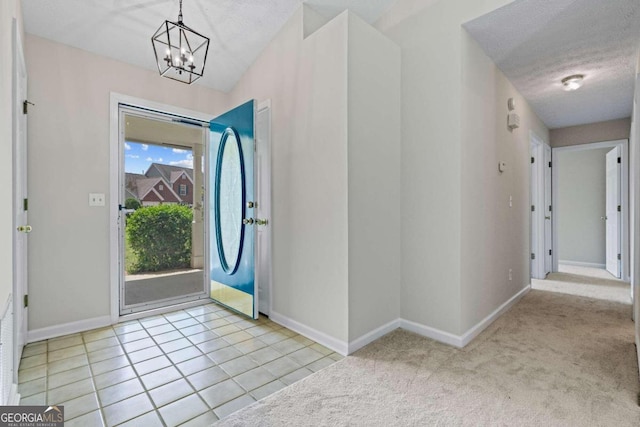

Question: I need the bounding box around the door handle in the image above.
[17,225,32,233]
[601,216,607,221]
[242,218,254,225]
[545,216,551,220]
[255,219,268,226]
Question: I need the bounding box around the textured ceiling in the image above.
[21,0,396,93]
[464,0,640,129]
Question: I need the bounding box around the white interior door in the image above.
[530,144,539,278]
[544,145,552,275]
[12,23,29,384]
[256,103,271,316]
[605,146,621,277]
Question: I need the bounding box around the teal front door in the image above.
[209,100,257,318]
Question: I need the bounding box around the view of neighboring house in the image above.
[126,163,194,206]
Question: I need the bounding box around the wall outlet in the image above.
[89,193,105,207]
[508,269,513,281]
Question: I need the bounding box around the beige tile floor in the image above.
[18,303,342,426]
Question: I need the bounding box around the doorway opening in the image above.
[119,107,209,315]
[552,139,629,283]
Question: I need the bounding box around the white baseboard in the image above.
[8,385,20,405]
[348,319,401,354]
[269,311,349,356]
[459,285,530,347]
[558,260,606,269]
[27,315,112,343]
[270,286,531,356]
[400,318,463,347]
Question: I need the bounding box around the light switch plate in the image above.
[89,193,105,207]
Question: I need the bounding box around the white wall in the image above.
[230,7,351,343]
[556,148,609,266]
[550,118,631,148]
[0,0,23,310]
[346,13,401,341]
[376,0,531,336]
[25,35,228,331]
[631,52,640,378]
[230,7,402,347]
[459,32,548,332]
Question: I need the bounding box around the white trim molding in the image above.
[459,285,530,347]
[400,318,463,347]
[348,319,401,354]
[27,316,112,343]
[269,311,349,356]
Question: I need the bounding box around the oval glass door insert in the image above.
[215,127,246,274]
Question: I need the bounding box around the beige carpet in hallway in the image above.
[216,291,639,426]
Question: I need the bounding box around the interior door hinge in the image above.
[548,161,552,168]
[549,205,552,212]
[617,205,621,212]
[531,157,535,164]
[549,249,552,256]
[617,157,621,164]
[531,205,535,212]
[531,253,536,260]
[617,253,621,260]
[23,100,35,114]
[23,294,28,308]
[23,198,28,211]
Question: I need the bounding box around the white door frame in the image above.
[552,139,629,280]
[11,18,27,401]
[256,100,272,316]
[530,131,549,279]
[109,93,213,323]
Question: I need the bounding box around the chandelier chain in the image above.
[178,0,183,23]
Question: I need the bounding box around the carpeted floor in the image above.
[215,290,639,426]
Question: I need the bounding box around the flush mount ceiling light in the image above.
[561,74,585,91]
[152,0,209,84]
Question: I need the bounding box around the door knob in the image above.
[545,216,551,220]
[17,225,32,233]
[242,218,254,225]
[255,219,268,226]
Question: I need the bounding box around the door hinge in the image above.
[531,205,535,212]
[549,249,552,256]
[617,205,621,212]
[548,161,552,168]
[549,205,552,212]
[23,198,28,211]
[617,253,621,260]
[531,253,536,260]
[23,294,28,308]
[23,100,35,114]
[617,157,621,164]
[531,157,535,164]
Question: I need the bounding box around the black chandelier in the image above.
[151,0,210,84]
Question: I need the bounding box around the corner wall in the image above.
[25,35,228,331]
[459,32,548,333]
[346,13,401,342]
[229,7,351,344]
[376,0,525,336]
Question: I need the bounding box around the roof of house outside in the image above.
[148,163,193,183]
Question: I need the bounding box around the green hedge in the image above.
[126,204,192,273]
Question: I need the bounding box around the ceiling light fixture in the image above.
[152,0,209,84]
[561,74,584,91]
